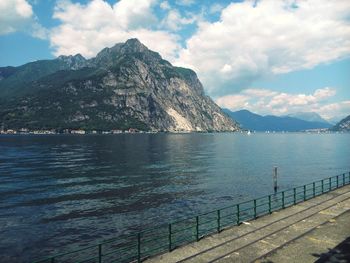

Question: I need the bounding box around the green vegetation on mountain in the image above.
[0,39,238,132]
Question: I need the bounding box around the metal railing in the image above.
[33,171,350,263]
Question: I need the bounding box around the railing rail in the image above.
[33,171,350,263]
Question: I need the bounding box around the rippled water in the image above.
[0,133,349,262]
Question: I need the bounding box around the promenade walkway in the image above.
[146,184,350,263]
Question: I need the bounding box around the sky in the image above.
[0,0,350,121]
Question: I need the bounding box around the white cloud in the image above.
[243,89,278,98]
[160,1,170,10]
[216,94,250,110]
[29,22,48,39]
[209,3,224,14]
[0,0,48,39]
[216,87,348,120]
[268,87,337,108]
[50,0,180,61]
[53,0,157,30]
[161,9,196,31]
[314,87,337,100]
[0,0,33,34]
[176,0,350,96]
[318,101,350,120]
[176,0,195,6]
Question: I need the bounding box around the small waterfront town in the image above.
[0,128,144,135]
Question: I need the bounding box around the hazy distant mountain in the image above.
[286,112,329,124]
[327,116,343,125]
[223,109,332,131]
[0,39,238,132]
[330,115,350,131]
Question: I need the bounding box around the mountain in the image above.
[330,115,350,131]
[286,112,329,124]
[0,39,238,132]
[223,109,332,131]
[327,116,342,125]
[0,54,91,99]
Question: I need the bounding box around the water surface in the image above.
[0,133,349,262]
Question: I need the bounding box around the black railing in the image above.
[33,172,350,263]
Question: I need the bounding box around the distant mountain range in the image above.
[285,112,329,124]
[223,109,332,132]
[0,39,238,132]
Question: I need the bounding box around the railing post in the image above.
[282,191,285,209]
[329,177,331,191]
[268,195,272,214]
[313,182,315,197]
[217,210,221,233]
[168,224,172,252]
[337,175,339,188]
[98,244,102,263]
[293,188,296,205]
[196,216,199,241]
[343,173,346,186]
[137,233,141,263]
[322,180,324,193]
[303,185,306,201]
[236,204,240,225]
[253,199,257,219]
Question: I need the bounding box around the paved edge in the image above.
[145,184,350,263]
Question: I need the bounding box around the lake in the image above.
[0,133,349,262]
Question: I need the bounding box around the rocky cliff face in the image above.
[331,115,350,131]
[0,39,238,132]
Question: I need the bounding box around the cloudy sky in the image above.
[1,0,349,121]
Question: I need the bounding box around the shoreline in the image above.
[0,130,348,135]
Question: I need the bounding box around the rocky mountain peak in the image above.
[0,39,239,132]
[122,38,148,53]
[93,38,161,68]
[57,54,88,70]
[95,38,147,59]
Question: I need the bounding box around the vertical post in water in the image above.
[217,210,221,233]
[282,191,285,209]
[329,177,331,191]
[50,258,55,263]
[268,195,272,214]
[293,188,296,205]
[168,224,172,252]
[196,216,199,241]
[343,173,346,186]
[273,166,278,193]
[98,244,102,263]
[137,233,141,263]
[253,199,257,219]
[303,185,306,201]
[236,204,240,225]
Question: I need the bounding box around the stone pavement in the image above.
[146,184,350,263]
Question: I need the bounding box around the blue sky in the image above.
[0,0,349,121]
